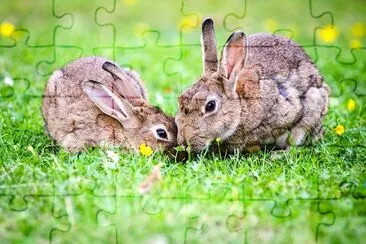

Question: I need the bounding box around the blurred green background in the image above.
[0,0,365,243]
[1,0,365,112]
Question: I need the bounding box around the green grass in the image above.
[1,0,365,243]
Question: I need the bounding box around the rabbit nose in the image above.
[178,129,191,147]
[177,132,185,145]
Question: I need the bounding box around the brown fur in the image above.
[42,56,177,152]
[176,18,330,153]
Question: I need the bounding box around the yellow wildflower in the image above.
[163,86,172,93]
[334,125,345,136]
[139,143,153,156]
[0,21,15,37]
[179,15,197,32]
[349,39,362,49]
[351,22,365,37]
[347,99,356,112]
[134,22,150,37]
[122,0,137,7]
[264,19,279,32]
[215,137,222,143]
[318,25,339,43]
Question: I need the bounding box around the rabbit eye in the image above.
[156,128,168,139]
[205,100,216,113]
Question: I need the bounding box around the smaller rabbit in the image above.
[42,56,177,153]
[176,18,330,153]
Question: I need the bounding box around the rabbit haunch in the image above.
[176,18,329,153]
[42,56,177,152]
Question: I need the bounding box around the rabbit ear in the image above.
[102,61,147,103]
[201,18,218,74]
[82,80,142,129]
[220,31,248,90]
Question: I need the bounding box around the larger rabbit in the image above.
[42,56,177,153]
[176,18,330,153]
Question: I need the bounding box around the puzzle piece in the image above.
[183,201,245,242]
[241,199,336,243]
[312,0,366,63]
[0,1,81,98]
[0,162,53,211]
[94,196,246,243]
[95,196,162,243]
[35,0,113,75]
[0,190,72,242]
[163,43,202,97]
[109,32,182,110]
[0,0,83,76]
[92,1,185,111]
[310,46,366,98]
[0,31,54,98]
[0,155,86,214]
[181,0,248,44]
[223,0,330,46]
[94,0,188,47]
[48,194,102,243]
[0,0,73,46]
[164,0,337,98]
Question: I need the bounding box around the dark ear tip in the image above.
[202,17,214,29]
[102,61,118,72]
[226,31,246,43]
[203,17,213,24]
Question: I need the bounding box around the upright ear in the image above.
[201,18,218,74]
[82,80,142,129]
[102,61,147,104]
[220,31,248,91]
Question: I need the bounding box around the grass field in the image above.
[0,0,365,243]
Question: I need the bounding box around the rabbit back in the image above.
[42,56,126,151]
[246,33,323,91]
[239,33,329,148]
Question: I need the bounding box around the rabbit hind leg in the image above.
[288,127,307,146]
[275,132,290,149]
[60,132,87,152]
[288,86,328,147]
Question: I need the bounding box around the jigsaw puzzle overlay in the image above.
[0,0,365,243]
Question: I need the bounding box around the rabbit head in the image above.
[81,61,178,152]
[176,18,249,152]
